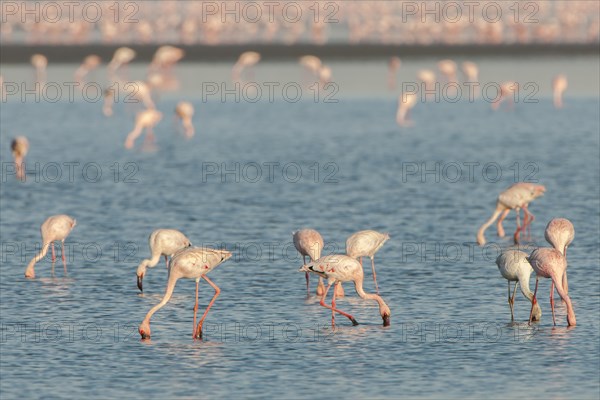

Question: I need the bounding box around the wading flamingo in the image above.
[25,215,76,278]
[346,230,389,293]
[108,47,136,79]
[293,229,344,297]
[496,250,542,321]
[136,229,192,292]
[232,51,261,82]
[138,246,232,340]
[11,136,29,181]
[30,54,47,86]
[438,59,457,83]
[396,92,418,127]
[299,255,391,327]
[75,55,101,84]
[552,74,568,109]
[124,109,163,149]
[175,101,195,138]
[528,219,576,327]
[491,81,518,110]
[387,56,401,90]
[150,45,185,71]
[476,183,546,246]
[544,218,574,295]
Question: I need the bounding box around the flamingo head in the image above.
[139,322,151,340]
[531,301,542,322]
[136,270,145,292]
[381,305,391,327]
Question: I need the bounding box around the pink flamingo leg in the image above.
[496,209,510,237]
[51,242,56,262]
[528,277,539,325]
[194,275,221,339]
[192,279,200,338]
[562,271,568,297]
[550,281,556,326]
[331,283,338,327]
[371,257,379,294]
[508,281,518,321]
[319,283,359,326]
[61,239,67,275]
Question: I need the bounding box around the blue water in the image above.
[1,71,599,398]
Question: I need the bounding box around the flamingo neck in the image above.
[143,272,179,324]
[477,207,503,245]
[353,276,390,317]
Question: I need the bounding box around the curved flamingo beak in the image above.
[137,275,143,292]
[383,314,391,327]
[139,330,150,340]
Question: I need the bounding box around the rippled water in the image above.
[1,61,599,399]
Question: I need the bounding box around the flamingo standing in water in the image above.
[150,45,185,72]
[30,54,47,86]
[396,92,418,127]
[461,61,479,98]
[293,229,344,297]
[491,81,518,110]
[124,109,163,149]
[387,57,401,90]
[476,182,546,245]
[438,59,457,83]
[108,47,136,79]
[346,230,390,293]
[74,55,101,84]
[299,255,391,327]
[175,101,195,138]
[11,136,29,181]
[528,218,576,326]
[552,74,568,109]
[232,51,261,82]
[138,246,232,340]
[496,250,542,322]
[25,215,76,278]
[136,229,192,292]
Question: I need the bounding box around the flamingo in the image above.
[103,87,115,117]
[461,61,479,98]
[528,219,576,327]
[491,81,518,110]
[299,254,391,327]
[124,109,163,149]
[387,57,401,90]
[317,65,333,88]
[25,215,76,278]
[476,182,546,246]
[175,101,195,138]
[299,55,322,76]
[544,218,574,295]
[438,59,457,83]
[417,69,436,93]
[108,47,136,77]
[232,51,261,82]
[122,80,156,110]
[150,45,185,71]
[30,54,47,85]
[138,246,232,340]
[74,55,101,84]
[136,229,192,292]
[346,230,389,293]
[396,92,418,127]
[496,250,542,322]
[293,229,344,297]
[11,136,29,181]
[552,74,568,109]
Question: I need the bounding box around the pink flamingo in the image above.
[496,250,542,321]
[476,183,546,246]
[136,229,192,292]
[175,101,195,138]
[150,45,185,72]
[544,218,574,295]
[25,215,76,278]
[108,47,136,79]
[299,255,391,327]
[438,59,457,83]
[346,230,390,293]
[74,55,101,84]
[138,246,232,340]
[11,136,29,181]
[103,87,115,117]
[552,74,568,109]
[30,54,47,86]
[528,218,576,326]
[396,92,417,127]
[293,229,344,297]
[387,57,401,90]
[491,81,518,110]
[232,51,261,82]
[124,109,163,149]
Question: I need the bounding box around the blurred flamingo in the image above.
[11,136,29,181]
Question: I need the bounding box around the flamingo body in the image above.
[496,250,542,321]
[346,230,389,292]
[25,215,76,278]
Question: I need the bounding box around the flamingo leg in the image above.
[51,242,56,263]
[192,279,200,338]
[497,209,510,238]
[333,281,344,297]
[371,256,379,294]
[319,282,359,326]
[331,283,338,327]
[194,275,221,339]
[528,277,539,325]
[61,239,67,275]
[562,271,568,297]
[507,281,516,321]
[317,277,326,296]
[550,281,556,326]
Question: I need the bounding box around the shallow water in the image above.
[0,60,599,399]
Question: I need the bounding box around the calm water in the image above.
[1,60,599,399]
